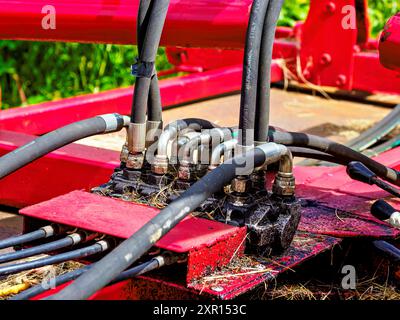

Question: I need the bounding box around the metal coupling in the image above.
[146,120,163,148]
[272,172,296,197]
[231,176,252,194]
[120,143,129,163]
[151,155,169,175]
[178,161,195,181]
[235,144,254,157]
[128,122,147,153]
[126,152,145,170]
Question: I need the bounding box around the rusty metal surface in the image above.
[188,231,340,300]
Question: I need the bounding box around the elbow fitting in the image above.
[209,139,238,170]
[256,143,295,197]
[145,120,163,148]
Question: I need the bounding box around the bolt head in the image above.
[320,53,332,65]
[336,74,347,87]
[324,2,336,14]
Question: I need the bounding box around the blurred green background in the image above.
[0,0,398,109]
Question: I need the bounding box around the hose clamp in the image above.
[41,225,55,238]
[99,114,125,133]
[131,59,156,78]
[97,240,109,251]
[153,255,166,267]
[390,212,400,229]
[68,233,83,245]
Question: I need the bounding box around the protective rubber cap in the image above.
[371,200,396,221]
[346,161,376,185]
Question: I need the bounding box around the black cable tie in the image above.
[131,59,156,78]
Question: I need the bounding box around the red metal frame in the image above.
[0,0,253,49]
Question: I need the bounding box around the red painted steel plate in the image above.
[188,232,341,300]
[19,190,245,253]
[0,130,119,208]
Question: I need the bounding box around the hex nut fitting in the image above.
[151,155,169,175]
[178,162,195,181]
[126,152,145,170]
[272,172,296,196]
[120,143,129,163]
[231,176,252,193]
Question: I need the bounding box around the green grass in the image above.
[0,0,398,109]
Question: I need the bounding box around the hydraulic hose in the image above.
[14,255,167,300]
[372,240,400,262]
[269,131,400,186]
[48,143,292,300]
[138,0,162,123]
[255,0,284,144]
[11,265,91,300]
[0,114,129,180]
[238,0,269,148]
[0,226,55,250]
[129,0,170,154]
[288,147,349,166]
[0,233,83,264]
[0,240,110,277]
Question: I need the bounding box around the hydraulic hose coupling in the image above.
[257,143,295,197]
[146,120,163,148]
[128,122,147,153]
[152,155,169,175]
[120,142,129,164]
[127,122,147,169]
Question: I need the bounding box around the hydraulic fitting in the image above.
[120,143,129,164]
[250,170,266,190]
[272,172,296,197]
[209,139,238,171]
[151,155,169,175]
[128,122,147,154]
[126,152,145,170]
[178,160,196,181]
[231,175,252,194]
[146,120,163,148]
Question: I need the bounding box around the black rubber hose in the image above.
[48,148,269,300]
[13,258,160,300]
[0,114,128,180]
[347,104,400,152]
[0,240,109,277]
[374,179,400,198]
[0,228,50,250]
[164,118,220,131]
[138,0,162,122]
[269,131,400,185]
[131,0,170,124]
[372,240,400,262]
[0,234,81,264]
[238,0,269,147]
[11,265,91,300]
[255,0,284,143]
[288,147,349,166]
